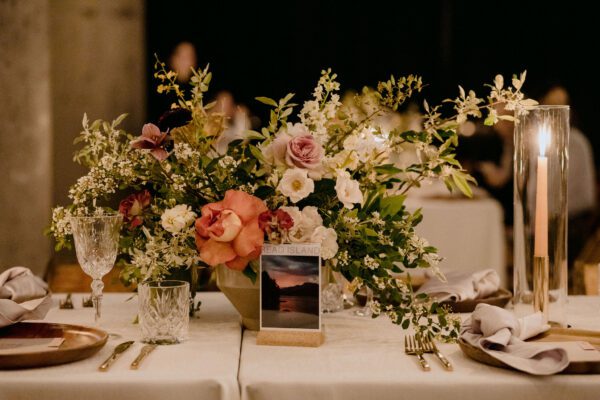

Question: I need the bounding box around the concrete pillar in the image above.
[0,0,53,275]
[50,0,146,208]
[0,0,146,273]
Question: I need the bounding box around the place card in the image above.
[0,338,65,355]
[257,243,324,347]
[578,341,597,351]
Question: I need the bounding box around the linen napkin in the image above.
[416,269,500,302]
[461,303,569,375]
[0,267,52,328]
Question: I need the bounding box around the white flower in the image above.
[280,206,302,225]
[301,206,323,228]
[281,206,311,243]
[335,170,363,209]
[311,226,338,260]
[277,168,314,203]
[161,204,196,234]
[323,150,360,174]
[364,255,379,270]
[343,128,386,161]
[282,206,324,243]
[288,224,313,243]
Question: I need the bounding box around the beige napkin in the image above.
[416,269,500,302]
[0,267,52,328]
[461,303,569,375]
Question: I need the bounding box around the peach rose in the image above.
[195,190,268,270]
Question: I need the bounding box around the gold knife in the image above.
[98,341,134,372]
[130,344,157,370]
[428,337,453,370]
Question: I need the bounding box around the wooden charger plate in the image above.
[0,322,108,369]
[459,327,600,374]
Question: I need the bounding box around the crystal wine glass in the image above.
[70,213,122,324]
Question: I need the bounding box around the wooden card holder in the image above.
[256,328,324,347]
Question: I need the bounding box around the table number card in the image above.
[257,243,324,347]
[0,338,64,355]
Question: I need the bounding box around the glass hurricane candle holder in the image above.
[513,105,569,326]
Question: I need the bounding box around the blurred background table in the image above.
[405,194,507,286]
[0,293,242,400]
[239,296,600,400]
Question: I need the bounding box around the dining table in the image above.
[0,292,242,400]
[2,293,600,400]
[239,296,600,400]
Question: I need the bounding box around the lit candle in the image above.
[534,126,550,257]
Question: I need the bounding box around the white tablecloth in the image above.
[239,296,600,400]
[5,294,600,400]
[405,196,507,286]
[0,293,242,400]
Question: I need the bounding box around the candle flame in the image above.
[538,126,551,157]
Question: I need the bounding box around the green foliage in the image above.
[48,58,537,342]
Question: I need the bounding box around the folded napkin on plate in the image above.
[416,269,500,302]
[461,303,569,375]
[0,267,52,328]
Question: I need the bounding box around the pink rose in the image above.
[286,134,324,169]
[131,123,169,161]
[195,190,268,271]
[119,190,151,229]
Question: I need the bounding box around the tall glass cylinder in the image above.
[513,105,569,326]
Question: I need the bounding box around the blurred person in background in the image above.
[169,41,197,83]
[211,91,253,155]
[540,85,597,264]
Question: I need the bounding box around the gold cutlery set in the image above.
[59,294,158,371]
[405,335,452,371]
[98,341,157,371]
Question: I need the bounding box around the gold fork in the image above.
[59,293,74,309]
[422,336,453,370]
[404,335,430,371]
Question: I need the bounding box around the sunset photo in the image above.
[261,255,320,331]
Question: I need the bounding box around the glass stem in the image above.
[91,278,104,324]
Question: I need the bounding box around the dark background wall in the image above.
[147,0,599,163]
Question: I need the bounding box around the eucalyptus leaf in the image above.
[255,96,278,107]
[451,170,473,198]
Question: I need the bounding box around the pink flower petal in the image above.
[130,217,143,229]
[151,148,169,161]
[232,218,264,258]
[142,123,161,138]
[199,239,237,267]
[225,256,251,271]
[131,137,156,150]
[221,190,268,224]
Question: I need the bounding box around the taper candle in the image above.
[534,127,550,257]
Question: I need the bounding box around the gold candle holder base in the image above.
[533,255,549,322]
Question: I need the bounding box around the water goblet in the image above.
[69,213,122,325]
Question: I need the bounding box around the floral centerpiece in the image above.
[50,57,535,339]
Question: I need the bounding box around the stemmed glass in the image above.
[70,213,122,325]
